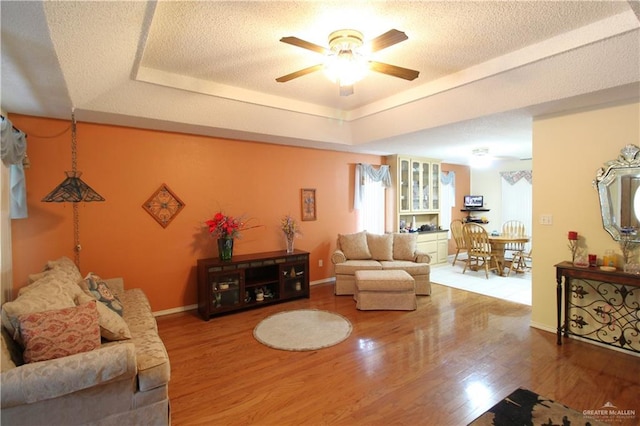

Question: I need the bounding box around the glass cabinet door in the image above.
[432,163,440,210]
[412,160,421,210]
[400,159,410,212]
[421,162,430,210]
[209,272,241,310]
[281,262,307,296]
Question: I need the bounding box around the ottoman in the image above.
[354,270,416,311]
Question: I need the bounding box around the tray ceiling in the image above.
[2,1,639,164]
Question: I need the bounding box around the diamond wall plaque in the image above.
[142,183,185,228]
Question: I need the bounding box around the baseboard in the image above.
[529,321,555,334]
[154,277,337,317]
[153,304,197,317]
[311,277,335,286]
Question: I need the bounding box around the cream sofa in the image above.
[331,231,431,296]
[0,257,170,426]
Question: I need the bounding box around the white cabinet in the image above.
[416,231,448,264]
[388,155,442,233]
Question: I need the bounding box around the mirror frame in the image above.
[595,144,640,242]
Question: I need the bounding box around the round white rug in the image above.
[253,309,352,351]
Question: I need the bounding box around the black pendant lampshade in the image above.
[42,111,105,203]
[42,171,105,202]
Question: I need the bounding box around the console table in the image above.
[555,261,639,353]
[197,250,310,320]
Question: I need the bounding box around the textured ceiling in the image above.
[1,1,639,165]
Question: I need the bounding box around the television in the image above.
[464,195,484,209]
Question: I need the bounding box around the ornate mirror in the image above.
[595,144,640,242]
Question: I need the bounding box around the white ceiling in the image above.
[2,1,639,165]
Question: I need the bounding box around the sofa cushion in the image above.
[334,260,383,275]
[393,233,417,261]
[80,273,124,316]
[18,301,101,363]
[104,288,170,391]
[77,293,132,341]
[379,260,430,276]
[1,277,78,344]
[339,231,372,260]
[366,233,394,261]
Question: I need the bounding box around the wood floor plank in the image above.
[157,283,640,425]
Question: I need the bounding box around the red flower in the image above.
[205,212,252,239]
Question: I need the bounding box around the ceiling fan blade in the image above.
[369,29,408,52]
[339,85,354,96]
[370,61,419,81]
[280,36,328,54]
[276,64,324,83]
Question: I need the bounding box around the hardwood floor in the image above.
[157,283,639,425]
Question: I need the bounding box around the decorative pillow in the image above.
[44,256,83,284]
[76,293,131,341]
[18,301,101,363]
[1,278,77,344]
[393,233,417,261]
[80,273,123,316]
[338,231,371,260]
[18,273,85,301]
[367,233,394,261]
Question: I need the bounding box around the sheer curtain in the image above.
[500,170,532,245]
[355,164,391,234]
[440,171,456,237]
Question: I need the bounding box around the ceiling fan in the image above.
[276,29,419,96]
[470,148,522,168]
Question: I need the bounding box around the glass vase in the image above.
[217,238,234,261]
[285,236,295,254]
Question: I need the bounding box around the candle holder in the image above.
[567,231,579,263]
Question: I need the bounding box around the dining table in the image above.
[488,234,531,276]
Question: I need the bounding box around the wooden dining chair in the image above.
[450,219,467,266]
[501,220,527,259]
[462,223,499,279]
[508,247,532,276]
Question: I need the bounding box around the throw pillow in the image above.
[76,293,132,341]
[338,231,372,260]
[80,273,124,316]
[18,301,101,363]
[1,278,77,345]
[44,256,83,284]
[366,233,394,261]
[393,233,417,261]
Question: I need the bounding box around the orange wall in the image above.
[10,114,383,312]
[441,163,470,254]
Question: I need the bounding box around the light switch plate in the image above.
[540,214,553,225]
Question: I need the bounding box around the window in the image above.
[355,164,391,234]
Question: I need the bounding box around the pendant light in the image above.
[42,110,105,203]
[42,109,105,268]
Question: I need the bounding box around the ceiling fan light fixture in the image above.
[323,29,369,86]
[324,50,369,86]
[470,148,493,169]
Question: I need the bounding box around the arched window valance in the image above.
[354,163,391,209]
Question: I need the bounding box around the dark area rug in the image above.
[468,387,609,426]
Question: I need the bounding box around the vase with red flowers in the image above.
[206,212,247,261]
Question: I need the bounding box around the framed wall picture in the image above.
[142,183,186,228]
[301,188,316,221]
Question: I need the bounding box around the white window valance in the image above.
[354,163,391,210]
[1,116,27,219]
